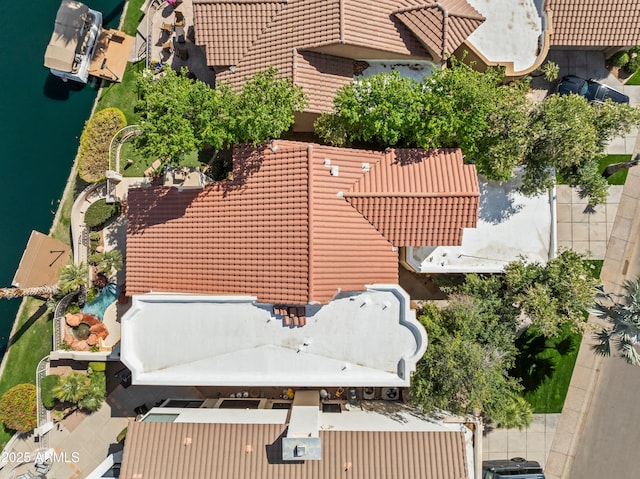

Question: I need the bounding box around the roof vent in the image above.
[229,65,236,73]
[295,445,307,457]
[270,141,278,153]
[323,158,331,167]
[183,437,192,446]
[362,162,370,172]
[336,191,344,198]
[330,165,339,176]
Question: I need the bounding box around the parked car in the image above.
[557,75,629,104]
[482,458,546,479]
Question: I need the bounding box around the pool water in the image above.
[82,283,120,320]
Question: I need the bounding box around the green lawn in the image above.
[599,154,632,185]
[95,60,145,125]
[513,324,582,413]
[122,0,146,37]
[120,142,205,177]
[626,69,640,85]
[0,298,54,447]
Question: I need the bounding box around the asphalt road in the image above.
[569,353,640,478]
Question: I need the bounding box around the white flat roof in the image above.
[405,170,555,273]
[466,0,544,72]
[121,285,427,387]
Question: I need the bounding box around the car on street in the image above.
[557,75,629,104]
[482,458,546,479]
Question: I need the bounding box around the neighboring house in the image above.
[192,0,549,129]
[122,140,479,386]
[403,168,557,274]
[118,391,474,479]
[547,0,640,56]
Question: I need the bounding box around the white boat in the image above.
[44,0,102,83]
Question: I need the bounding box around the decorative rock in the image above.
[96,245,104,253]
[89,323,109,340]
[64,333,75,345]
[82,314,101,327]
[86,334,98,346]
[65,313,82,327]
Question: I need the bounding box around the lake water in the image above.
[0,0,124,357]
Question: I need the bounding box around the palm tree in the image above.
[53,372,89,404]
[58,262,89,294]
[592,277,640,365]
[0,285,60,299]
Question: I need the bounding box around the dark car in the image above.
[557,75,629,104]
[483,458,546,479]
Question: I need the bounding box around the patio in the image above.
[141,0,215,85]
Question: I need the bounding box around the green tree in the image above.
[504,250,599,336]
[410,298,532,428]
[58,262,89,295]
[231,67,307,145]
[88,250,123,275]
[592,277,640,365]
[79,371,106,412]
[53,372,89,404]
[136,67,307,160]
[0,384,37,432]
[523,94,640,204]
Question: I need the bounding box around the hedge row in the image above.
[78,107,126,183]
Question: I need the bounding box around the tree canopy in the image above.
[315,60,640,204]
[592,276,640,365]
[441,250,599,337]
[135,67,307,161]
[410,297,532,428]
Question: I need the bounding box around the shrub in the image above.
[625,46,640,73]
[0,384,37,432]
[84,200,120,228]
[41,375,61,409]
[89,231,101,242]
[88,362,106,372]
[78,108,126,182]
[79,371,106,412]
[610,50,630,68]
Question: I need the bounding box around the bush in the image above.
[0,384,37,432]
[78,107,126,182]
[84,200,120,228]
[625,46,640,73]
[88,361,106,372]
[41,375,61,409]
[610,50,630,67]
[89,231,101,242]
[79,371,106,412]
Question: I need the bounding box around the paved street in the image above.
[569,355,640,479]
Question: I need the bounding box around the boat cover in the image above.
[44,0,89,72]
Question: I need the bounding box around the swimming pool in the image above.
[82,283,120,320]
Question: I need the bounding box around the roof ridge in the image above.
[343,191,480,198]
[307,143,315,304]
[394,1,484,21]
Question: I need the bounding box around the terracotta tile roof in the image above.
[193,0,286,66]
[292,50,354,113]
[548,0,640,47]
[345,148,479,246]
[120,421,469,479]
[126,141,479,304]
[194,0,431,113]
[394,0,485,60]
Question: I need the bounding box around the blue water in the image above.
[0,0,124,357]
[82,283,120,320]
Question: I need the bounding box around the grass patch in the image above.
[96,61,145,125]
[120,141,208,177]
[626,69,640,86]
[51,176,76,245]
[598,154,632,185]
[513,324,582,413]
[0,298,54,448]
[122,0,146,37]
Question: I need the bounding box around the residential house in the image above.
[547,0,640,56]
[118,390,475,479]
[192,0,549,129]
[122,140,479,387]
